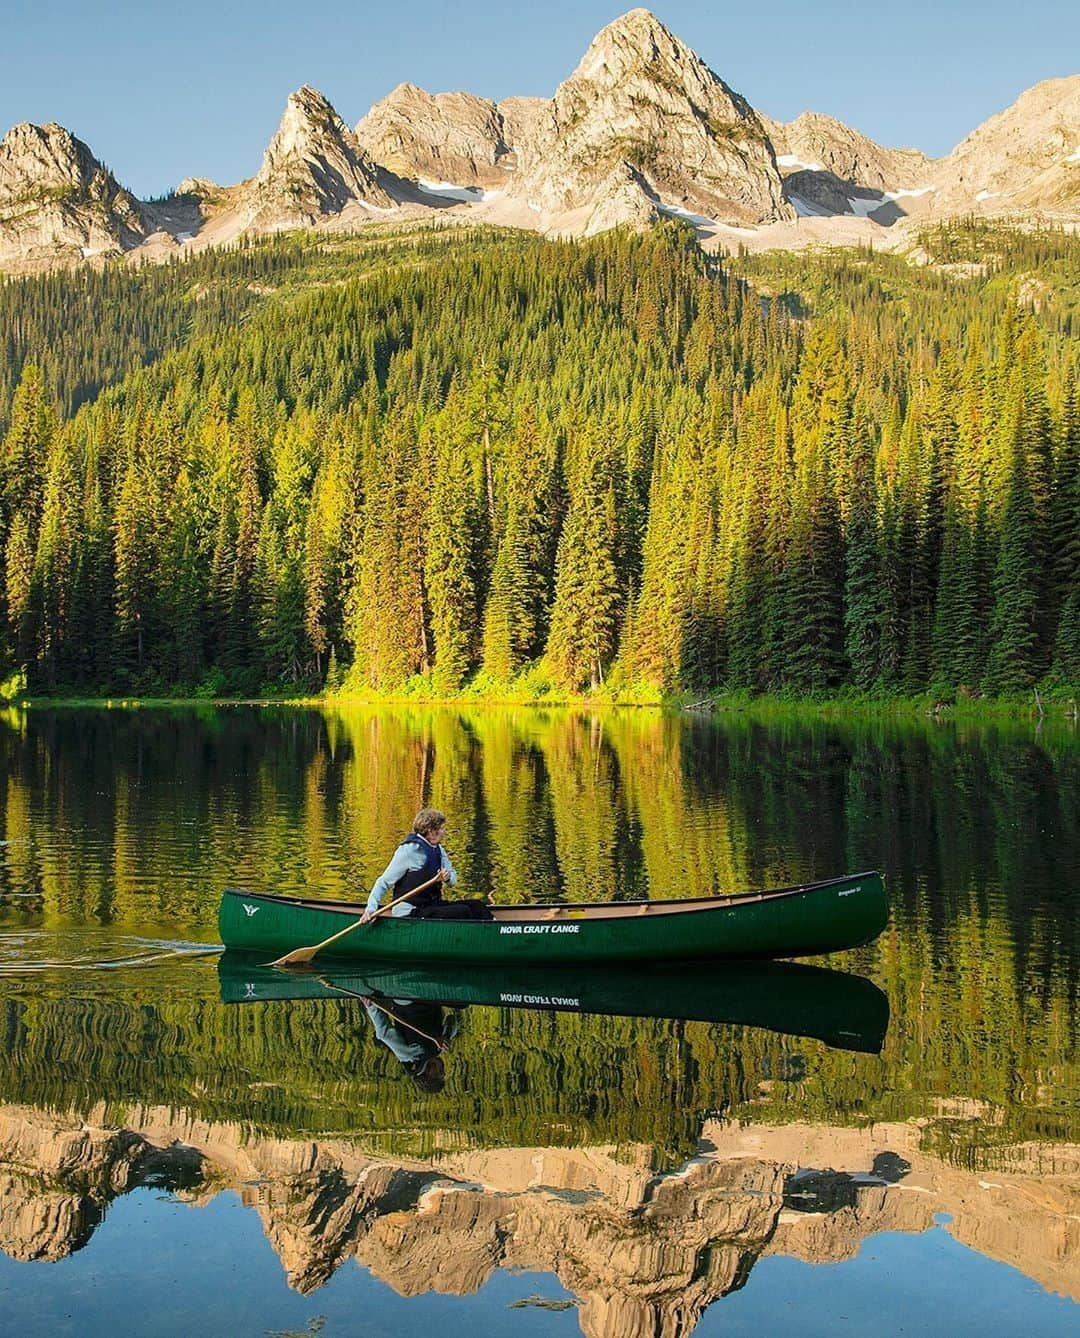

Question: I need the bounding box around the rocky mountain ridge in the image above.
[0,8,1077,272]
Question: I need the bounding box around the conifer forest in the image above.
[0,220,1077,699]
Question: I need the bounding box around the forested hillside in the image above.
[0,221,1076,698]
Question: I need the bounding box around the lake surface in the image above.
[0,705,1076,1336]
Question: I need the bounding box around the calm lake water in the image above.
[0,705,1076,1336]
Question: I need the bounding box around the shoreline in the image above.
[3,688,1077,725]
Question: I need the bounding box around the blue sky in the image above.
[3,1,1078,197]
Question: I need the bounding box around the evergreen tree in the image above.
[984,438,1042,693]
[546,419,621,691]
[843,417,882,690]
[481,407,554,680]
[113,459,157,676]
[424,392,485,695]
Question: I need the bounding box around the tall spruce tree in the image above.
[546,418,621,691]
[425,389,486,694]
[984,436,1042,693]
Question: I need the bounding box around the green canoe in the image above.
[218,869,888,964]
[217,954,889,1053]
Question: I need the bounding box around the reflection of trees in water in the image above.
[0,710,1075,1152]
[0,706,1074,931]
[1,1105,1077,1335]
[0,707,1074,1114]
[0,970,1074,1164]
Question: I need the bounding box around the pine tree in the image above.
[0,364,52,520]
[31,443,81,687]
[843,419,882,690]
[984,438,1042,693]
[345,413,428,691]
[783,330,849,692]
[159,467,206,686]
[424,390,486,694]
[481,406,556,681]
[113,459,157,677]
[1050,377,1080,681]
[4,511,35,670]
[546,419,621,691]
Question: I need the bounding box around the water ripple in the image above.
[0,932,222,975]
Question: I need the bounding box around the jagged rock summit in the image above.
[236,84,399,230]
[766,111,933,192]
[763,111,935,219]
[506,8,792,233]
[0,121,148,270]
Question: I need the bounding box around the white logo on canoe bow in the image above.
[242,903,261,916]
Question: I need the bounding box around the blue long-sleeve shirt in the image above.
[363,1001,428,1062]
[365,838,458,916]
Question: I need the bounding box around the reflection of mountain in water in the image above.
[2,1104,1077,1335]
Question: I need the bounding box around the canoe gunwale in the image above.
[221,870,882,925]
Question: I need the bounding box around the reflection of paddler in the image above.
[361,995,460,1093]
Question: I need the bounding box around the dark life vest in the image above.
[392,833,444,909]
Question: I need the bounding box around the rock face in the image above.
[0,121,148,270]
[497,96,550,161]
[765,112,934,193]
[506,9,792,234]
[356,83,513,188]
[763,110,936,220]
[234,85,400,231]
[932,75,1080,214]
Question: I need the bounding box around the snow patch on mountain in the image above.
[789,194,832,218]
[848,186,935,218]
[776,153,825,172]
[417,180,485,202]
[656,201,716,227]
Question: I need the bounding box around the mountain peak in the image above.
[245,86,397,227]
[0,120,147,269]
[593,7,670,42]
[571,8,709,90]
[1,120,102,196]
[507,7,790,230]
[932,73,1080,213]
[270,85,348,152]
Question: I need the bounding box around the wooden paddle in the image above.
[268,869,445,968]
[314,977,449,1052]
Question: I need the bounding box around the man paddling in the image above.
[359,807,493,923]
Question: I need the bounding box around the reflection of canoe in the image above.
[219,871,888,964]
[217,954,889,1053]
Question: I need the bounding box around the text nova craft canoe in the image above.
[219,870,888,964]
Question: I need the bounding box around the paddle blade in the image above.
[268,945,321,967]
